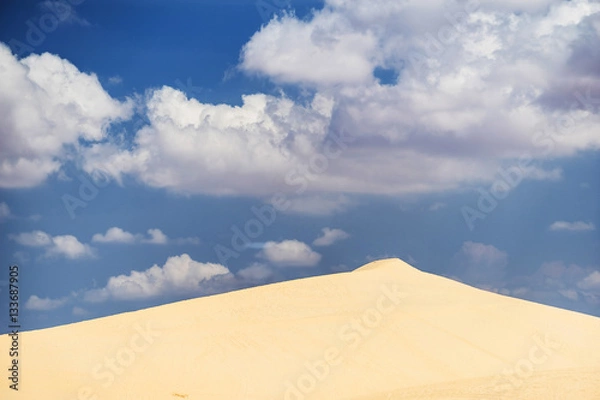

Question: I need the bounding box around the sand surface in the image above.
[2,258,599,399]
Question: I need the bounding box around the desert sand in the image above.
[2,258,599,399]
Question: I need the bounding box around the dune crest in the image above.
[2,258,599,399]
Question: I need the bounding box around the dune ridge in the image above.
[2,258,599,399]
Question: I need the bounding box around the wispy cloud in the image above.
[92,227,200,245]
[549,221,596,232]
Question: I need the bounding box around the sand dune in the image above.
[2,258,599,399]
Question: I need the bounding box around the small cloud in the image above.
[429,202,446,211]
[92,227,139,243]
[10,231,52,247]
[577,271,600,291]
[257,240,321,267]
[144,228,168,244]
[47,235,95,259]
[549,221,595,232]
[25,295,68,311]
[453,241,508,285]
[108,75,123,85]
[28,214,42,221]
[72,306,89,316]
[237,263,273,282]
[580,182,590,189]
[558,289,579,301]
[313,228,350,247]
[10,231,94,259]
[84,254,231,302]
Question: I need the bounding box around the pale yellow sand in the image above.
[2,258,599,399]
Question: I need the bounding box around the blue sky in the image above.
[0,0,599,332]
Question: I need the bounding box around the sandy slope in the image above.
[1,258,599,399]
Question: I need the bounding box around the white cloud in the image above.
[47,235,94,259]
[578,271,600,291]
[84,254,231,302]
[241,13,378,86]
[79,0,600,199]
[82,88,334,196]
[454,241,508,285]
[10,231,52,247]
[458,241,508,267]
[92,227,139,243]
[0,202,11,220]
[313,227,350,246]
[3,0,600,199]
[25,295,68,311]
[92,227,199,245]
[10,231,93,259]
[144,228,168,244]
[257,240,322,267]
[0,43,132,188]
[549,221,596,232]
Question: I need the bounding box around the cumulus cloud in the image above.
[91,227,200,245]
[84,254,232,302]
[46,235,95,259]
[92,227,138,243]
[9,231,94,259]
[145,228,168,244]
[313,227,350,246]
[3,0,600,200]
[453,241,508,285]
[74,0,599,200]
[0,43,132,188]
[25,295,68,311]
[257,240,322,267]
[549,220,596,232]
